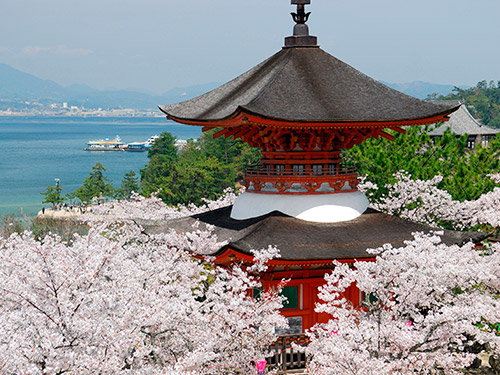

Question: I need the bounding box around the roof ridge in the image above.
[461,104,483,127]
[244,48,294,109]
[195,50,289,119]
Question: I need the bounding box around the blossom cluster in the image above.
[3,174,500,375]
[0,221,286,374]
[306,232,500,374]
[82,188,239,222]
[359,172,500,230]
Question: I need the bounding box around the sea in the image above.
[0,116,201,216]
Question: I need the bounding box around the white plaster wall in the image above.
[230,191,369,223]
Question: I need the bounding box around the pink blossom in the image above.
[255,359,267,374]
[360,171,500,230]
[306,233,500,374]
[0,219,286,374]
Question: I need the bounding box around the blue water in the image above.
[0,117,201,216]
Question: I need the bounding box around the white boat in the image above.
[84,135,124,151]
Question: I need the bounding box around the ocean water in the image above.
[0,117,201,216]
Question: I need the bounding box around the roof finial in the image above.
[284,0,318,48]
[291,0,311,26]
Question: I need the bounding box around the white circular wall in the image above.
[230,191,369,223]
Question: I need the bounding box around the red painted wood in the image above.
[211,248,375,333]
[167,110,452,129]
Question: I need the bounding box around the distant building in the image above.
[429,104,499,148]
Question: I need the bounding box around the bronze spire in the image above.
[285,0,318,47]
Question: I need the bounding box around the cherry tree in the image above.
[0,220,286,374]
[306,232,500,375]
[360,172,500,230]
[82,188,239,222]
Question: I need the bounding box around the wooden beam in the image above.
[212,128,230,139]
[379,130,395,142]
[388,126,406,135]
[232,127,252,141]
[240,128,260,144]
[223,127,241,139]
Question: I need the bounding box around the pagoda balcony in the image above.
[245,165,359,194]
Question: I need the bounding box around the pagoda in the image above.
[160,0,460,224]
[153,0,487,341]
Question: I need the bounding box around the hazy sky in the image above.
[2,0,499,94]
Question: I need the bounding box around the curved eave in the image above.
[211,247,376,268]
[161,104,460,129]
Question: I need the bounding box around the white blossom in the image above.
[365,171,500,230]
[82,188,240,223]
[306,233,500,375]
[0,219,286,374]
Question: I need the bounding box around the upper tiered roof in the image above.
[158,0,463,224]
[159,47,459,126]
[159,0,459,128]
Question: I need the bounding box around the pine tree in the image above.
[346,126,500,202]
[119,170,140,199]
[41,181,64,206]
[68,163,115,203]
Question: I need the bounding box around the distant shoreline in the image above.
[0,117,201,217]
[0,113,165,119]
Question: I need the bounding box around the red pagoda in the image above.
[154,0,486,338]
[160,0,459,224]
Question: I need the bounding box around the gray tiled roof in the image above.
[429,104,499,136]
[159,47,459,124]
[143,207,488,261]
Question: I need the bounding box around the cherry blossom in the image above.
[0,220,286,374]
[3,174,500,374]
[359,172,500,230]
[306,232,500,375]
[82,188,239,222]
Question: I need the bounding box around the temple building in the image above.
[152,0,487,338]
[429,103,499,148]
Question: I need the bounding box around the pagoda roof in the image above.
[159,47,460,126]
[143,206,488,261]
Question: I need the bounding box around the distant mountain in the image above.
[0,63,65,99]
[381,80,469,100]
[0,62,469,109]
[0,62,220,110]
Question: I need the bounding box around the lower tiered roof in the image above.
[143,206,488,261]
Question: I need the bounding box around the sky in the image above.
[1,0,499,94]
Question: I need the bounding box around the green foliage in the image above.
[147,132,178,160]
[345,126,500,202]
[140,130,261,206]
[438,80,500,128]
[67,163,115,203]
[198,129,261,181]
[141,132,180,199]
[41,183,64,205]
[119,170,140,199]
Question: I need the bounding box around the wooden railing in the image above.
[267,334,309,373]
[246,166,357,178]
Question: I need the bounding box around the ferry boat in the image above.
[123,142,148,151]
[122,135,160,151]
[84,135,125,151]
[145,135,159,146]
[84,135,160,152]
